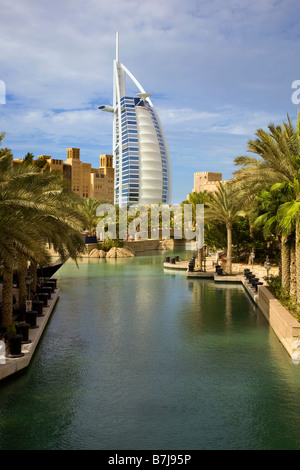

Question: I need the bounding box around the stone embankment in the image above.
[257,285,300,362]
[215,266,300,362]
[240,275,300,363]
[106,247,135,258]
[88,247,135,258]
[123,240,161,252]
[86,239,173,258]
[0,286,60,381]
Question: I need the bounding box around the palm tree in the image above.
[275,178,300,303]
[23,152,34,164]
[254,186,293,290]
[78,198,107,236]
[182,190,210,207]
[233,116,299,199]
[0,134,86,328]
[233,112,300,303]
[0,209,51,327]
[182,191,210,229]
[205,182,243,274]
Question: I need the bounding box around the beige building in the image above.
[193,171,223,193]
[38,155,64,178]
[64,148,92,199]
[91,154,114,203]
[34,148,114,204]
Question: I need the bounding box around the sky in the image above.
[0,0,299,203]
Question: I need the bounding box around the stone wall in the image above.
[85,243,99,254]
[257,285,300,361]
[123,240,160,253]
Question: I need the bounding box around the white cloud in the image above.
[158,108,220,125]
[0,0,299,203]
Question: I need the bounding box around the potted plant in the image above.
[6,323,24,358]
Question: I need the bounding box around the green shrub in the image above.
[98,238,124,252]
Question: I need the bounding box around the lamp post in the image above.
[264,256,271,280]
[251,249,255,271]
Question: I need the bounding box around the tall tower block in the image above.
[98,33,172,206]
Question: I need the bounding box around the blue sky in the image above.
[0,0,299,203]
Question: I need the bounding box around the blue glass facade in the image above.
[148,105,169,205]
[115,96,169,206]
[115,97,139,205]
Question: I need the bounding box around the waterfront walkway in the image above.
[163,260,191,270]
[0,287,60,381]
[164,260,265,298]
[163,258,267,298]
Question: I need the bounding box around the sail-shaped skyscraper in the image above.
[99,33,172,206]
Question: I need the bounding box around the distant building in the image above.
[14,148,115,204]
[90,154,114,203]
[193,172,223,193]
[63,148,92,199]
[12,158,24,165]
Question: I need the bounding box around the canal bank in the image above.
[215,275,300,363]
[164,256,300,364]
[0,286,60,381]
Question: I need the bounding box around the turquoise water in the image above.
[0,249,300,450]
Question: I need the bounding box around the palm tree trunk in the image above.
[248,216,254,264]
[17,255,28,315]
[281,235,290,290]
[296,217,300,308]
[2,267,14,328]
[31,259,38,294]
[290,238,296,297]
[226,222,232,274]
[249,216,254,239]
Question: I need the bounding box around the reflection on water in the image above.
[0,249,300,450]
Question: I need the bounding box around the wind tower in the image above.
[98,32,172,206]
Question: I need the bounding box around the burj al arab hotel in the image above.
[99,33,172,206]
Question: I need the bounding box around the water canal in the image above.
[0,249,300,450]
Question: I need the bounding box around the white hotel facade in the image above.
[99,33,172,206]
